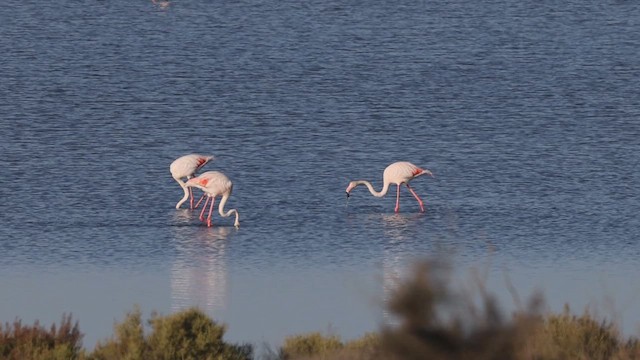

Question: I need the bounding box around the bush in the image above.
[279,332,382,360]
[526,305,622,360]
[377,260,539,360]
[0,314,84,360]
[147,308,251,360]
[280,332,343,359]
[89,307,251,360]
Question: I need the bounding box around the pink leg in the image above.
[189,187,194,209]
[206,196,216,227]
[406,184,425,213]
[199,196,210,221]
[194,193,206,209]
[395,184,401,213]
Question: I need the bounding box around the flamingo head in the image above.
[184,177,196,187]
[423,169,434,178]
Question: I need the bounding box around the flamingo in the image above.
[170,154,214,209]
[345,161,434,213]
[184,171,240,228]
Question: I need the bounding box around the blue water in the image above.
[2,0,640,350]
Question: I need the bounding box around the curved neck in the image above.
[174,177,189,209]
[218,193,240,227]
[355,180,389,197]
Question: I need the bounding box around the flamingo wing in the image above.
[170,154,214,178]
[194,155,214,171]
[384,162,425,183]
[187,171,232,196]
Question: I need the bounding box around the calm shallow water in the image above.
[2,0,640,349]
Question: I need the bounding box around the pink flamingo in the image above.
[345,161,434,213]
[170,154,214,209]
[184,171,240,228]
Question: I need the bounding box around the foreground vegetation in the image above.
[2,260,640,359]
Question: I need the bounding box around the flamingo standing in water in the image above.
[185,171,240,228]
[345,161,434,213]
[170,154,214,209]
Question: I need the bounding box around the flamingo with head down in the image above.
[185,171,240,228]
[170,154,214,209]
[346,161,434,213]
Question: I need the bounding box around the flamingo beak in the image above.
[346,191,350,198]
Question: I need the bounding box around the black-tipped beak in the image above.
[346,192,350,198]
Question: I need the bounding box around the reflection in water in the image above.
[379,213,423,322]
[151,0,170,10]
[171,215,232,316]
[380,213,422,244]
[171,209,195,223]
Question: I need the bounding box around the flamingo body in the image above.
[346,161,433,213]
[170,154,214,209]
[185,171,240,228]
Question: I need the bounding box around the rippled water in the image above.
[2,0,640,349]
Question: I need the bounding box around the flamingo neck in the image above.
[218,193,240,228]
[174,177,189,209]
[354,180,389,197]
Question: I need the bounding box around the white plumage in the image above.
[346,161,434,213]
[170,154,214,209]
[185,171,240,228]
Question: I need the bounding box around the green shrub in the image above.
[0,314,84,360]
[89,307,251,360]
[148,308,251,360]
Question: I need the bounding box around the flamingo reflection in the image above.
[152,0,170,10]
[171,224,231,315]
[380,213,423,323]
